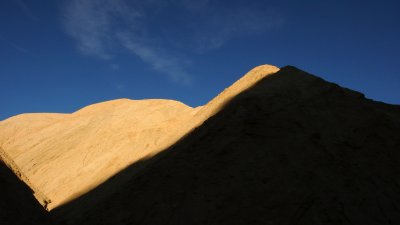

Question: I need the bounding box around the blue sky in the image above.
[1,0,399,120]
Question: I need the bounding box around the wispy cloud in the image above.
[191,6,284,52]
[111,64,120,70]
[117,33,192,84]
[62,0,283,84]
[16,0,39,21]
[0,34,37,57]
[62,0,136,59]
[175,0,210,12]
[63,0,192,84]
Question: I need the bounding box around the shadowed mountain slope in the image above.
[50,66,400,225]
[0,160,52,225]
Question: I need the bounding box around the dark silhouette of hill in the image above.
[48,66,400,225]
[0,160,52,225]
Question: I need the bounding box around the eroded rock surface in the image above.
[0,65,279,210]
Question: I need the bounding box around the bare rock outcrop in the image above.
[0,65,279,210]
[3,65,399,225]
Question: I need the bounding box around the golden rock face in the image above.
[0,65,279,210]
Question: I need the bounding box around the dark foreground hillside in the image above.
[0,160,51,225]
[51,66,400,225]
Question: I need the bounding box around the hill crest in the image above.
[0,64,279,210]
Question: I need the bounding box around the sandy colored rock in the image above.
[0,65,279,210]
[0,99,196,210]
[1,65,400,225]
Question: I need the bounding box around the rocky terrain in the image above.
[1,65,400,225]
[0,65,279,210]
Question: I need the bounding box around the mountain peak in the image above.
[50,64,400,225]
[1,64,399,224]
[195,64,279,119]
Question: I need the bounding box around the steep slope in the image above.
[0,99,196,210]
[53,66,400,225]
[0,65,279,211]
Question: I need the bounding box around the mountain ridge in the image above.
[52,65,400,225]
[1,65,400,225]
[0,64,279,210]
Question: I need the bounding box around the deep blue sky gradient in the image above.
[1,0,399,120]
